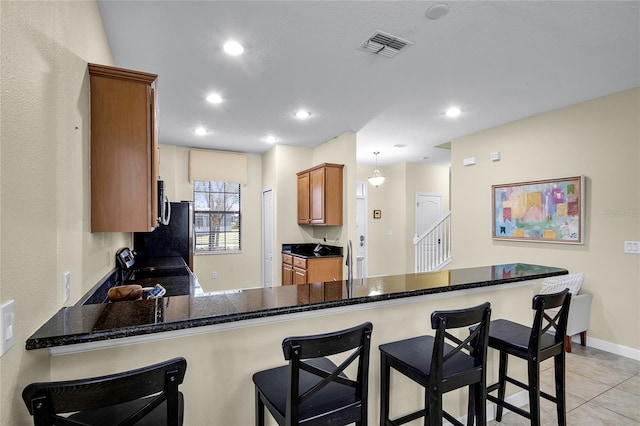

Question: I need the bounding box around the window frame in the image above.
[193,181,242,254]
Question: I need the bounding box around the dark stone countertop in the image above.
[282,243,343,258]
[25,263,567,350]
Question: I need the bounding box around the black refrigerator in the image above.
[133,201,194,270]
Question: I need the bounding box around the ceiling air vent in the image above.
[359,31,414,58]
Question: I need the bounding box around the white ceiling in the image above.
[97,1,640,167]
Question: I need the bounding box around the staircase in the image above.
[414,211,452,273]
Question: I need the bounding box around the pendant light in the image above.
[368,152,386,187]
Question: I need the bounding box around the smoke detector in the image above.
[359,31,414,58]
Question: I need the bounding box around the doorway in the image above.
[356,182,368,278]
[262,188,274,287]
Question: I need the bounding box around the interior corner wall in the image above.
[267,132,357,286]
[0,1,125,424]
[358,162,451,277]
[158,145,263,291]
[360,163,409,276]
[405,163,451,273]
[311,132,358,256]
[450,88,640,351]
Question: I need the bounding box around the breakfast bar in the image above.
[26,263,567,425]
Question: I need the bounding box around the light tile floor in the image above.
[488,345,640,426]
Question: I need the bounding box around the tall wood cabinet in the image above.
[296,163,343,226]
[88,63,159,232]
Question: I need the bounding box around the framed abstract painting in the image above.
[492,176,585,244]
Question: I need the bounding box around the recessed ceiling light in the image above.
[421,156,430,160]
[426,3,450,20]
[446,107,461,118]
[295,110,311,119]
[264,135,279,143]
[194,127,207,136]
[206,93,222,104]
[223,40,244,56]
[393,143,407,148]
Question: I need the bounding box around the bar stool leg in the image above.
[495,351,508,421]
[554,352,567,426]
[474,380,487,426]
[466,384,475,426]
[426,385,441,426]
[380,354,391,426]
[255,390,265,426]
[527,360,541,426]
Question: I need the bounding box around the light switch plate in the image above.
[63,271,70,303]
[0,300,15,356]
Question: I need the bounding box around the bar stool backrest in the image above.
[22,357,187,426]
[429,302,492,391]
[529,288,572,358]
[281,322,373,423]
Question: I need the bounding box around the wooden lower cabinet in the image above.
[306,257,343,283]
[282,263,293,286]
[282,254,343,285]
[293,267,308,285]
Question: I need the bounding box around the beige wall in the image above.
[450,88,640,351]
[0,1,128,424]
[359,162,450,276]
[159,132,358,289]
[159,145,264,291]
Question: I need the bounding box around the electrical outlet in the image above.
[63,272,70,303]
[211,271,218,279]
[624,241,640,254]
[0,300,15,356]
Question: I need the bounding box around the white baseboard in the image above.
[578,335,640,361]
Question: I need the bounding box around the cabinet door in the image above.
[297,172,310,224]
[296,164,343,226]
[309,167,326,224]
[293,267,308,285]
[89,64,158,232]
[307,257,343,283]
[323,165,343,225]
[282,264,294,286]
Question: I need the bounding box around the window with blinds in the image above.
[193,181,241,253]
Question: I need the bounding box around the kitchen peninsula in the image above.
[27,263,565,351]
[26,263,567,425]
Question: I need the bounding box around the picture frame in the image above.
[373,209,382,219]
[492,175,585,244]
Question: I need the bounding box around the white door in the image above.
[416,193,442,236]
[262,189,274,287]
[415,193,443,264]
[356,182,367,278]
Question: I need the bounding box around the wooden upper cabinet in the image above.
[88,63,159,232]
[297,163,343,226]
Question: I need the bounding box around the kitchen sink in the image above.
[128,266,190,280]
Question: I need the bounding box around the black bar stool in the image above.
[379,302,491,426]
[486,289,571,426]
[22,357,187,426]
[252,322,373,426]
